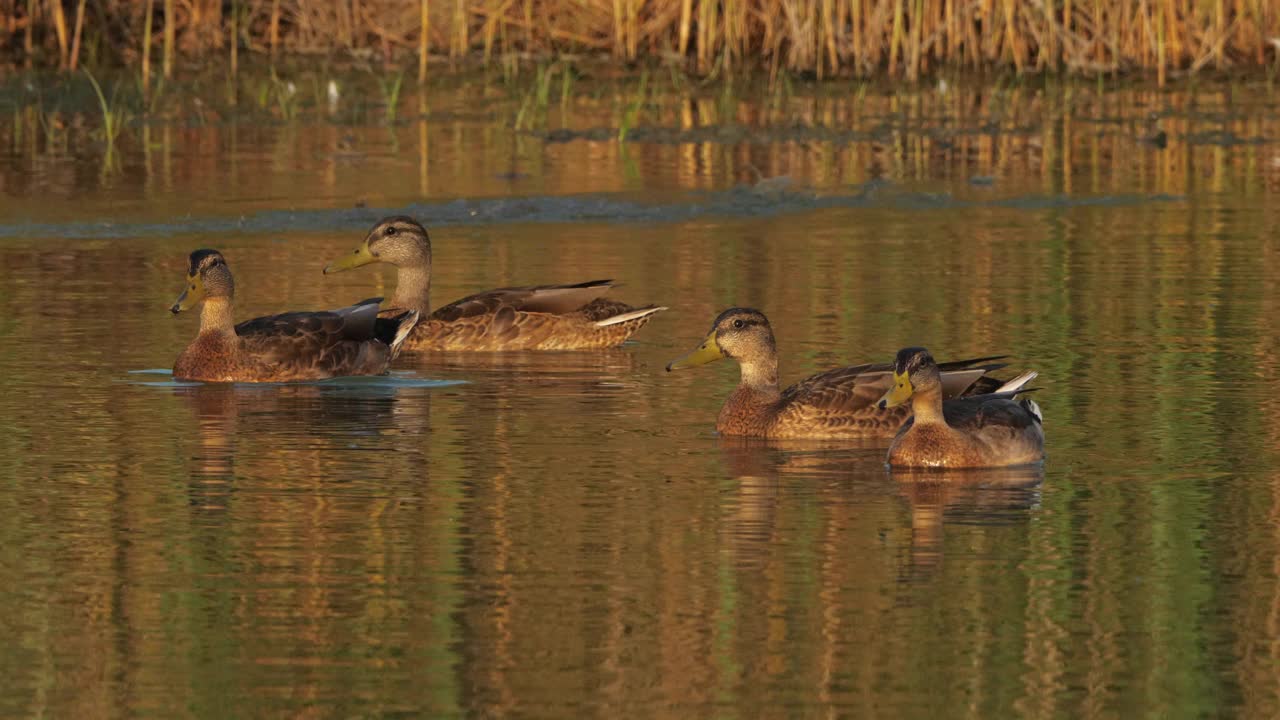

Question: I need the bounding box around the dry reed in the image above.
[1,1,1277,82]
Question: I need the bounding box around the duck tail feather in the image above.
[996,370,1038,394]
[389,310,420,359]
[1023,398,1044,424]
[595,306,668,327]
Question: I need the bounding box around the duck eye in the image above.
[732,319,744,329]
[385,226,398,236]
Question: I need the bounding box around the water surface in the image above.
[2,77,1280,718]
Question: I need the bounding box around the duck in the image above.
[170,249,419,382]
[323,216,666,351]
[1139,111,1168,149]
[877,347,1044,468]
[665,308,1014,440]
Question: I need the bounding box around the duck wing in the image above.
[235,298,395,378]
[235,297,383,341]
[414,280,667,350]
[778,363,885,413]
[430,279,615,322]
[766,364,905,436]
[942,394,1042,431]
[768,356,1015,436]
[779,354,1011,411]
[941,393,1046,463]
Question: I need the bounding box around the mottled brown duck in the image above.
[323,216,666,351]
[666,308,1013,440]
[170,249,419,382]
[878,347,1044,468]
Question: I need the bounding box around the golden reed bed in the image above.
[4,0,1278,83]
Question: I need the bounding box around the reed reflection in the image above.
[4,83,1279,222]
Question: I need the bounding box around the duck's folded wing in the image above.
[943,396,1042,432]
[576,297,643,322]
[430,279,615,322]
[779,364,886,413]
[784,354,1010,408]
[235,299,384,348]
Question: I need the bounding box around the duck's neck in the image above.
[199,297,238,337]
[909,386,946,426]
[737,355,781,400]
[390,264,432,314]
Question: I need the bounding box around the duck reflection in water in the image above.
[715,438,1043,580]
[715,437,887,569]
[173,382,426,508]
[892,466,1044,582]
[407,347,638,387]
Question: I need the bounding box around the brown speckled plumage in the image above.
[883,347,1045,468]
[667,308,1011,440]
[171,249,418,383]
[325,216,665,351]
[384,280,663,351]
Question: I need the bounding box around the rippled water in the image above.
[3,76,1280,717]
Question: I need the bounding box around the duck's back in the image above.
[236,303,392,380]
[747,358,1014,440]
[714,369,908,439]
[768,366,908,439]
[391,280,663,351]
[956,397,1045,466]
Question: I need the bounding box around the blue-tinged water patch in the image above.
[126,368,464,390]
[0,185,1180,239]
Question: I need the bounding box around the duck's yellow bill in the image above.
[170,273,204,314]
[323,242,376,274]
[666,331,724,371]
[877,370,914,409]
